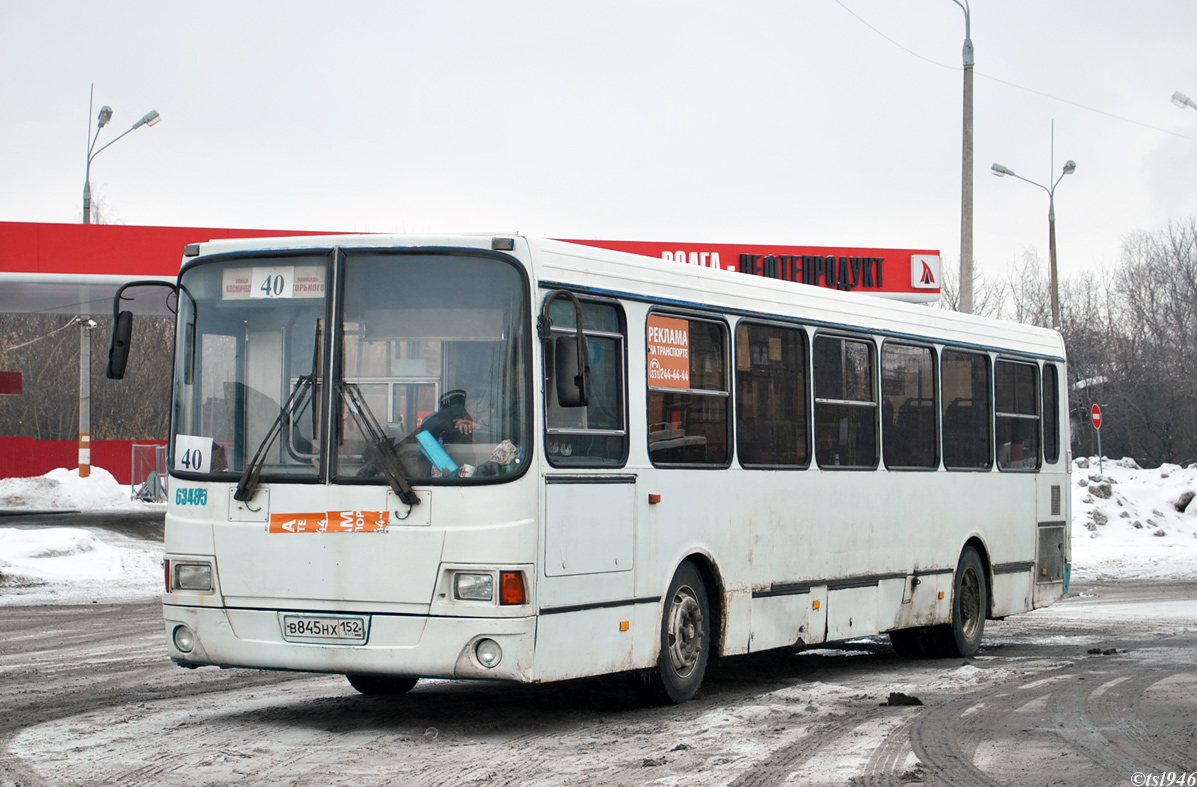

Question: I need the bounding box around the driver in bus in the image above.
[417,388,487,443]
[396,385,518,477]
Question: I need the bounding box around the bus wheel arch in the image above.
[890,540,991,659]
[961,536,994,620]
[685,552,726,662]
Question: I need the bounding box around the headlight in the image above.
[454,573,494,602]
[174,563,213,592]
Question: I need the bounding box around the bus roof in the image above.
[184,232,1062,361]
[529,237,1063,360]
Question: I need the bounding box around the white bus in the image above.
[108,234,1071,704]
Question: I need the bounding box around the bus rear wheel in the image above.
[940,546,987,657]
[634,562,710,705]
[346,674,419,696]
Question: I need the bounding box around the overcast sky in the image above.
[3,1,1197,285]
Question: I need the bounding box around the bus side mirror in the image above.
[554,335,590,408]
[105,310,134,380]
[105,278,179,381]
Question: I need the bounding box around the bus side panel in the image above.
[826,585,877,642]
[694,468,1038,645]
[748,592,809,652]
[532,604,657,682]
[991,570,1033,618]
[543,482,635,578]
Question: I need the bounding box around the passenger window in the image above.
[1042,363,1060,464]
[735,322,809,467]
[813,335,877,468]
[995,360,1040,470]
[881,343,938,469]
[544,298,627,467]
[647,314,730,466]
[942,350,992,470]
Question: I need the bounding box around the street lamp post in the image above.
[77,316,96,477]
[78,86,160,478]
[951,0,974,314]
[990,157,1076,331]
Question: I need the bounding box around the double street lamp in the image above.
[990,158,1076,332]
[78,88,160,477]
[83,93,160,224]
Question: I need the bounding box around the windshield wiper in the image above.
[339,381,421,507]
[234,374,315,502]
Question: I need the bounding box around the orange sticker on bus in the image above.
[268,511,389,533]
[646,314,690,389]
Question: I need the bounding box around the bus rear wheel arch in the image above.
[889,545,988,658]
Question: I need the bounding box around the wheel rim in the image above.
[666,583,704,677]
[959,566,981,640]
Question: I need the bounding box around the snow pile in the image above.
[0,466,159,511]
[0,528,125,582]
[0,526,163,605]
[0,467,165,605]
[1070,457,1197,580]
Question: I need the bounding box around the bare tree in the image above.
[1097,218,1197,466]
[91,315,174,440]
[934,256,1004,318]
[1000,248,1053,328]
[0,313,172,441]
[1058,268,1126,459]
[0,315,79,439]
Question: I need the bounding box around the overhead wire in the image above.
[831,0,1197,144]
[0,317,79,356]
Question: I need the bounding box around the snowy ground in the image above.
[0,458,1195,607]
[3,462,1194,787]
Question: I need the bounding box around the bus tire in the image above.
[637,561,710,705]
[942,546,987,658]
[346,674,419,696]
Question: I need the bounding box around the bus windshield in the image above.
[335,251,529,482]
[170,250,530,486]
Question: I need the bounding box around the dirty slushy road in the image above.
[0,513,1194,786]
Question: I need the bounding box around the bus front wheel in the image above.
[346,674,419,696]
[635,561,710,705]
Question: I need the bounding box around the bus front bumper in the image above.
[163,603,537,683]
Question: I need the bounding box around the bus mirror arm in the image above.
[105,279,177,380]
[539,290,590,408]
